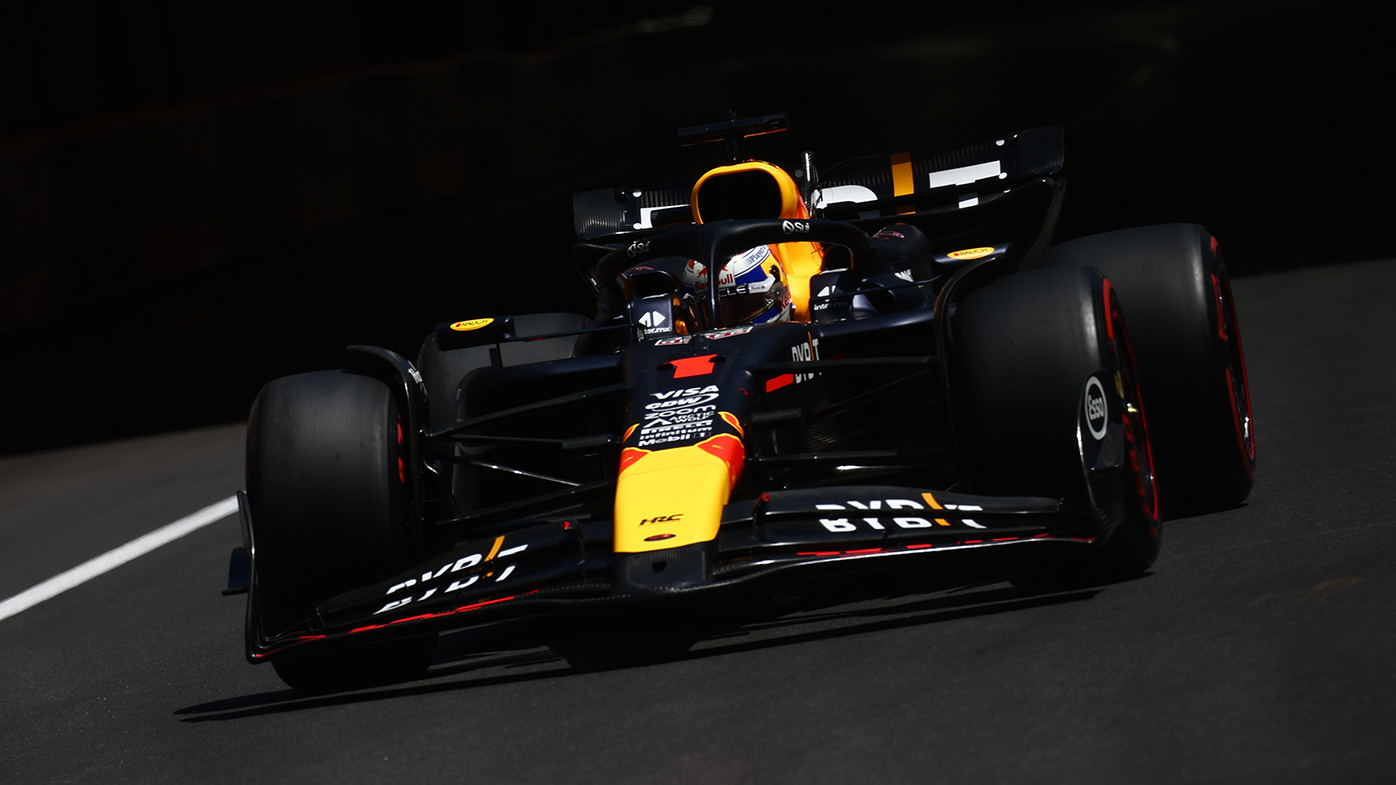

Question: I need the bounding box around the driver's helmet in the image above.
[682,244,792,326]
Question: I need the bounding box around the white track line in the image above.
[0,495,239,623]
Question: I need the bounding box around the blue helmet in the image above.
[682,244,792,326]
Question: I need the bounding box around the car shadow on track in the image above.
[173,583,1101,723]
[686,584,1101,660]
[1164,501,1249,523]
[172,647,568,722]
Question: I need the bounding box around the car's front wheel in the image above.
[1044,224,1254,515]
[247,369,435,691]
[956,266,1161,581]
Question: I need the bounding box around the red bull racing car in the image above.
[225,114,1254,691]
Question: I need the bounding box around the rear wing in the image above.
[572,177,696,241]
[811,125,1063,220]
[570,125,1064,241]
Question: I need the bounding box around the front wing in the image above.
[240,486,1099,662]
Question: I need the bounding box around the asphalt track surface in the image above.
[3,260,1395,783]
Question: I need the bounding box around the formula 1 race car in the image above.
[226,114,1254,691]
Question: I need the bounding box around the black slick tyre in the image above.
[1044,224,1254,515]
[247,369,435,692]
[956,266,1161,581]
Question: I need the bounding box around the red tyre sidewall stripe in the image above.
[1104,279,1160,522]
[1218,267,1256,464]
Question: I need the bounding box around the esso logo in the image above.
[781,220,810,235]
[1084,376,1108,440]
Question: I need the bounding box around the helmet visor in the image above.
[717,292,779,325]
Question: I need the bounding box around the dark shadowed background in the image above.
[1,0,1390,455]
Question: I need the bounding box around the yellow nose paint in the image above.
[613,435,744,552]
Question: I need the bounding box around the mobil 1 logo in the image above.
[638,384,720,447]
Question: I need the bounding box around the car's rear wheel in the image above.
[247,369,435,691]
[956,266,1161,581]
[1044,224,1254,515]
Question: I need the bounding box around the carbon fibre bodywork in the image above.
[233,122,1157,664]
